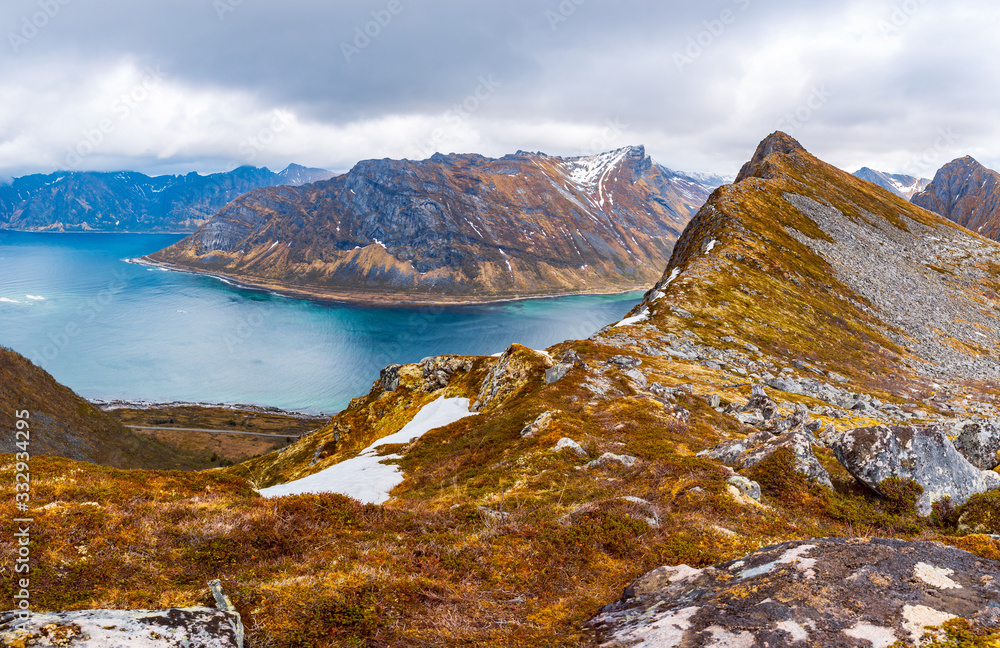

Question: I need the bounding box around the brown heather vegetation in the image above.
[4,134,1000,644]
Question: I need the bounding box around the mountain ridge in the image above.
[144,146,725,304]
[0,163,335,233]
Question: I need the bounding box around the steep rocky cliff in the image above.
[0,164,334,232]
[146,147,723,303]
[912,155,1000,239]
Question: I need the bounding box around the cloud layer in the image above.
[0,0,996,178]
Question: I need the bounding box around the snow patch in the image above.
[663,267,681,287]
[705,239,717,253]
[615,308,650,328]
[260,397,476,504]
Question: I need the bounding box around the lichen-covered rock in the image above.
[554,437,588,457]
[727,475,761,502]
[739,430,833,489]
[834,424,1000,516]
[520,410,558,438]
[472,344,553,412]
[589,538,1000,647]
[586,453,639,469]
[697,439,747,465]
[0,607,243,647]
[954,419,1000,470]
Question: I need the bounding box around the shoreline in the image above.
[128,256,650,309]
[90,398,330,419]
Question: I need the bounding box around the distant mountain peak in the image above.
[148,146,720,304]
[912,156,1000,239]
[559,146,645,190]
[853,167,930,200]
[735,131,807,182]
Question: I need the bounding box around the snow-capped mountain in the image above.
[853,167,930,199]
[147,146,724,303]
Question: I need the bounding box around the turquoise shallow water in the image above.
[0,231,643,414]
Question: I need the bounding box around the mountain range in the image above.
[852,166,930,199]
[144,146,726,303]
[0,163,335,232]
[9,132,1000,646]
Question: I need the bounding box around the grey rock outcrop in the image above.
[740,430,833,489]
[590,538,1000,647]
[954,419,1000,470]
[0,607,244,647]
[834,424,1000,515]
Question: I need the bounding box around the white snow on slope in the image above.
[615,307,650,328]
[260,397,476,504]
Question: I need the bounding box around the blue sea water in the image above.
[0,231,643,414]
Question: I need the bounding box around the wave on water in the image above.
[26,295,44,300]
[0,297,19,304]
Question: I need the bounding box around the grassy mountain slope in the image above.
[4,133,1000,646]
[0,346,199,469]
[146,147,720,304]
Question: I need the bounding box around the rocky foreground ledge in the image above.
[589,538,1000,647]
[0,581,243,647]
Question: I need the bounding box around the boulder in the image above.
[472,345,553,412]
[520,410,557,438]
[554,437,588,457]
[834,425,1000,516]
[954,419,1000,470]
[586,453,639,469]
[739,430,833,489]
[727,475,761,502]
[0,608,244,647]
[589,538,1000,647]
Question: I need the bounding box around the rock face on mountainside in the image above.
[590,538,1000,647]
[146,147,723,303]
[0,164,334,232]
[853,167,929,199]
[0,345,197,469]
[912,155,1000,239]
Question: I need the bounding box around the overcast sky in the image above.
[0,0,996,180]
